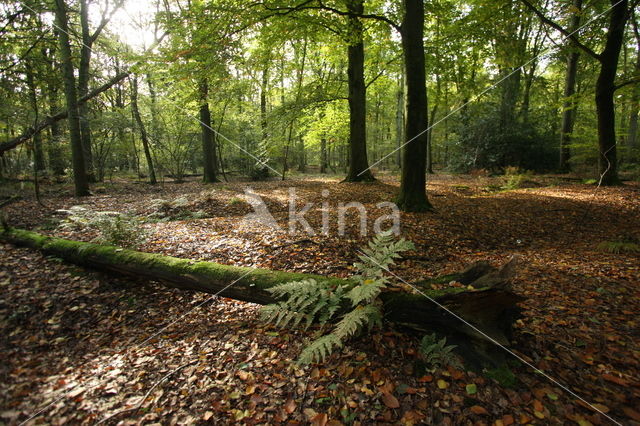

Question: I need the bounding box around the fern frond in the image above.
[297,334,342,364]
[346,279,386,306]
[333,305,381,340]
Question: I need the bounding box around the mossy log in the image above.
[1,228,524,367]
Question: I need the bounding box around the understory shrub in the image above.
[597,236,640,254]
[147,197,207,221]
[447,104,555,173]
[502,167,534,190]
[57,206,147,248]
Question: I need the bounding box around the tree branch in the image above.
[518,0,600,61]
[0,71,130,154]
[255,0,401,33]
[614,75,640,91]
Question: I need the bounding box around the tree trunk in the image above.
[426,76,440,175]
[130,76,157,185]
[25,66,46,173]
[53,0,90,196]
[595,0,627,186]
[396,0,432,212]
[199,79,219,183]
[626,18,640,163]
[320,138,328,173]
[46,69,66,176]
[395,75,404,169]
[559,0,582,173]
[1,228,523,368]
[343,0,375,182]
[78,0,95,182]
[260,65,269,144]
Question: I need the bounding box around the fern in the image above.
[334,305,382,340]
[354,231,415,279]
[261,232,415,364]
[260,279,344,329]
[298,334,342,364]
[346,278,386,306]
[419,333,462,370]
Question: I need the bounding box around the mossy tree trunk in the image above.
[1,228,523,367]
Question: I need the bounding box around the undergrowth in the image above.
[262,231,414,364]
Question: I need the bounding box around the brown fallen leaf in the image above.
[470,405,487,415]
[311,413,328,426]
[502,414,515,425]
[533,399,544,413]
[601,373,628,387]
[381,391,400,409]
[284,398,296,414]
[622,406,640,421]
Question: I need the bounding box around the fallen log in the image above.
[0,228,524,368]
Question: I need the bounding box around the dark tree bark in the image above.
[559,0,583,172]
[53,0,90,196]
[343,0,375,182]
[130,76,157,185]
[396,0,432,212]
[199,79,219,183]
[595,0,627,185]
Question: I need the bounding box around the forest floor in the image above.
[1,173,639,425]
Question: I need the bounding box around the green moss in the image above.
[0,227,352,296]
[414,273,461,287]
[485,366,518,388]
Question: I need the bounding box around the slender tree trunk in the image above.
[25,66,46,173]
[147,73,161,145]
[595,0,627,185]
[199,79,219,183]
[395,74,404,169]
[48,88,65,176]
[260,65,269,144]
[344,0,374,182]
[320,138,328,173]
[130,76,157,184]
[426,75,441,175]
[78,0,95,182]
[44,47,66,176]
[53,0,90,196]
[627,18,640,162]
[559,0,582,173]
[397,0,432,212]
